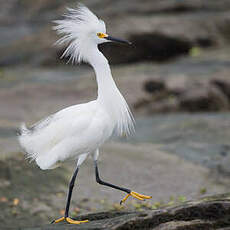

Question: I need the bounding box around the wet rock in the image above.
[143,78,166,94]
[134,98,152,111]
[24,193,230,230]
[166,75,188,96]
[216,146,230,176]
[134,78,178,113]
[138,77,230,113]
[147,98,179,113]
[211,77,230,100]
[179,84,229,112]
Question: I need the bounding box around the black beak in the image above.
[105,36,131,45]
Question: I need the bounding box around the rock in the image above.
[133,98,152,111]
[166,75,188,96]
[135,78,179,113]
[143,78,166,94]
[100,33,192,64]
[211,77,230,100]
[1,0,230,66]
[179,84,229,112]
[136,77,230,113]
[147,98,179,113]
[23,193,230,230]
[216,146,230,176]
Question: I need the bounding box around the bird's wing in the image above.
[22,101,95,134]
[25,114,55,134]
[18,101,98,156]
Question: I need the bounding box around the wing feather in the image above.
[18,101,97,160]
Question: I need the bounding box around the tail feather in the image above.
[18,123,37,161]
[18,122,60,169]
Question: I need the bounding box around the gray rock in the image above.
[211,77,230,100]
[179,84,229,112]
[142,98,178,113]
[143,78,166,94]
[1,0,230,66]
[23,193,230,230]
[166,75,188,96]
[138,77,230,113]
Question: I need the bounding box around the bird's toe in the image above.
[51,216,65,224]
[51,216,88,224]
[66,217,89,224]
[120,191,152,205]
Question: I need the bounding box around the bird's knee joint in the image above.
[96,177,103,184]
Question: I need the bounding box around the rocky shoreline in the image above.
[136,72,230,113]
[1,1,230,229]
[20,193,230,230]
[1,0,230,66]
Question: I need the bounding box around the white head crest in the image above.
[53,4,107,63]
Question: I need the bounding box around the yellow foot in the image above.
[66,217,89,224]
[120,191,152,204]
[52,216,89,224]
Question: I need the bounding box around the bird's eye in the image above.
[97,33,103,38]
[97,33,107,38]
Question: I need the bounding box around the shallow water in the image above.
[127,113,230,169]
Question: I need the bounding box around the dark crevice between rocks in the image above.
[195,38,214,48]
[116,201,230,230]
[212,79,230,100]
[98,33,214,65]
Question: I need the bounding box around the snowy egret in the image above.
[18,4,151,225]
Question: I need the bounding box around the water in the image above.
[125,113,230,169]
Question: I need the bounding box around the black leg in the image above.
[94,160,131,194]
[64,166,79,218]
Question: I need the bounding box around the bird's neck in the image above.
[89,48,118,102]
[87,46,134,136]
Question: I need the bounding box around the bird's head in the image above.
[53,4,131,63]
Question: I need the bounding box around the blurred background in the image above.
[1,0,230,228]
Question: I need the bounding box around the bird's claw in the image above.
[120,191,152,205]
[51,216,88,224]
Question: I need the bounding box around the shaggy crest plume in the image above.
[53,4,106,63]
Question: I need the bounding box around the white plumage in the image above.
[54,4,106,63]
[18,4,134,170]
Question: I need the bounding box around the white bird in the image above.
[18,4,151,225]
